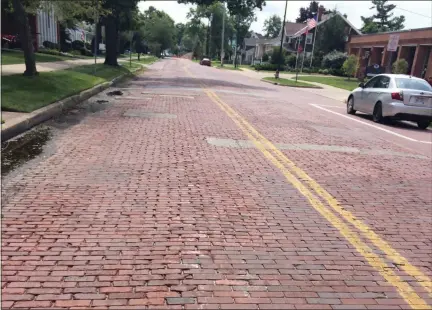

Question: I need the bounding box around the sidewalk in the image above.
[1,57,139,76]
[239,67,350,102]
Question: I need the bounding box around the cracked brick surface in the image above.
[2,59,431,309]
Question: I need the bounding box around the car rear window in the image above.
[395,78,432,91]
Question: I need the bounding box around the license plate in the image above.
[410,97,425,104]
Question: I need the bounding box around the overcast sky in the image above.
[138,0,432,33]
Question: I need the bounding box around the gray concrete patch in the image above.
[205,137,428,159]
[116,96,152,100]
[123,110,177,119]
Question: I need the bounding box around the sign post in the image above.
[386,34,399,73]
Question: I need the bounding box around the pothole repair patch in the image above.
[123,110,177,119]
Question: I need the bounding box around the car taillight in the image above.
[391,91,403,101]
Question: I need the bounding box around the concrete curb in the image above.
[1,66,145,142]
[261,78,323,89]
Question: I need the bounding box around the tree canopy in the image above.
[263,14,282,38]
[360,0,405,34]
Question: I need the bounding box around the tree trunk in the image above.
[12,0,38,76]
[104,15,118,66]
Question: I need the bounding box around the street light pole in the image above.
[276,0,288,78]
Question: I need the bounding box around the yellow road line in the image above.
[204,89,431,309]
[182,62,431,302]
[182,63,431,308]
[205,89,432,296]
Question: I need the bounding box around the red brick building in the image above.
[348,27,432,79]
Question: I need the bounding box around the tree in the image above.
[313,12,347,63]
[296,1,322,23]
[10,0,37,75]
[342,55,358,80]
[392,59,408,74]
[138,7,176,57]
[263,14,282,39]
[360,0,405,34]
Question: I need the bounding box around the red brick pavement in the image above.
[1,58,431,309]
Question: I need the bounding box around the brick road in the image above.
[2,58,431,309]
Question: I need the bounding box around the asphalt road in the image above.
[2,58,431,309]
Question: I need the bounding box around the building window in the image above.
[47,11,50,28]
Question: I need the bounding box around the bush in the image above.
[80,47,93,57]
[302,67,311,74]
[262,53,269,62]
[322,50,347,70]
[329,68,344,76]
[270,46,286,65]
[342,55,358,80]
[285,54,297,67]
[392,59,408,74]
[71,40,85,50]
[38,48,62,56]
[42,41,59,50]
[322,69,329,75]
[255,63,281,71]
[310,67,319,73]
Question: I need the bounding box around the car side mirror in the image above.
[359,82,365,88]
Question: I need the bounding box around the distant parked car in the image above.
[200,58,211,66]
[347,74,432,129]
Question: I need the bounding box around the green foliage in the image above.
[342,55,358,79]
[296,1,328,23]
[285,54,297,67]
[314,14,347,55]
[262,53,269,62]
[270,46,286,65]
[263,14,282,39]
[392,59,408,74]
[138,6,176,54]
[322,50,347,70]
[42,41,59,50]
[254,63,280,71]
[361,0,405,34]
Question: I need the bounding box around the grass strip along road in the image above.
[294,75,361,90]
[263,77,320,88]
[183,64,432,309]
[1,49,91,65]
[2,63,142,112]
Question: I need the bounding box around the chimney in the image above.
[318,5,324,22]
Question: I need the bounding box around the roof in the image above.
[354,26,432,37]
[244,37,257,47]
[285,11,361,38]
[284,22,307,36]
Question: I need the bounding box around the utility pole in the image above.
[93,0,98,75]
[221,3,225,66]
[276,0,288,78]
[209,13,213,59]
[234,15,239,68]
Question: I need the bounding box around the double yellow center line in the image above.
[183,64,431,309]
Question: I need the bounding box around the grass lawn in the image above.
[135,56,159,64]
[294,75,360,91]
[2,63,142,113]
[216,64,242,71]
[263,77,320,88]
[1,50,85,65]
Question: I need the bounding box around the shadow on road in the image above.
[355,113,431,132]
[130,76,271,91]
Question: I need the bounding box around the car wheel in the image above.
[372,102,383,123]
[347,96,356,115]
[417,120,430,130]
